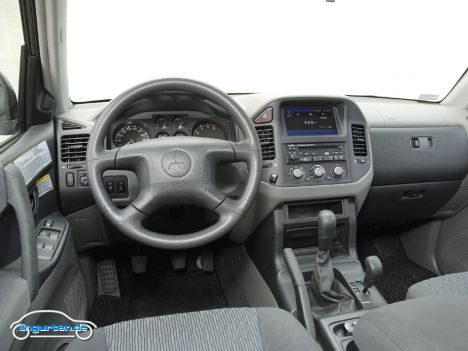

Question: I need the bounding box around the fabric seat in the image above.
[406,271,468,299]
[67,307,322,351]
[354,295,468,351]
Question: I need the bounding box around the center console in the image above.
[248,97,378,350]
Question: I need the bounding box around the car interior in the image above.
[1,0,468,350]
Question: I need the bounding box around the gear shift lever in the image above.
[362,256,383,293]
[318,210,336,252]
[309,210,356,314]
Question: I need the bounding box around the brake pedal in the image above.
[131,256,148,274]
[97,259,120,297]
[171,252,186,271]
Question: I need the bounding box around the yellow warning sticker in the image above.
[35,174,53,197]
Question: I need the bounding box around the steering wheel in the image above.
[86,78,261,249]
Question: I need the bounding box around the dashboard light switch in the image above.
[66,172,75,187]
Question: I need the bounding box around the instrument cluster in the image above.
[111,112,229,148]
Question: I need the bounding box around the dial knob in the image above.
[289,152,299,161]
[292,167,304,179]
[332,165,344,177]
[311,165,325,178]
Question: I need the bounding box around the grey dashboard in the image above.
[55,92,468,242]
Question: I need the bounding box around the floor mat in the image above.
[357,226,436,303]
[90,251,228,327]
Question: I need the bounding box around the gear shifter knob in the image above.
[362,256,383,293]
[317,210,336,252]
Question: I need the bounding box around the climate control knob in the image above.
[291,167,304,179]
[331,165,344,177]
[311,165,325,178]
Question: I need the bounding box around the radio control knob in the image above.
[291,167,304,179]
[332,165,344,177]
[311,165,325,178]
[289,152,299,161]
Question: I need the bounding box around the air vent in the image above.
[61,134,89,163]
[351,124,368,156]
[255,126,276,160]
[62,121,84,130]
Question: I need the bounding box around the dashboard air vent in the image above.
[62,121,84,130]
[61,134,89,163]
[255,126,276,160]
[351,124,368,156]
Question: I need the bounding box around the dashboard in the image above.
[110,110,234,148]
[55,92,468,244]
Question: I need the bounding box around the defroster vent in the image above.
[61,134,89,163]
[351,124,368,156]
[255,126,276,160]
[62,121,84,130]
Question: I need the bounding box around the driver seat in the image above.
[67,307,322,351]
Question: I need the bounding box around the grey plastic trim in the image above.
[370,127,468,186]
[4,163,39,299]
[230,169,372,243]
[442,69,468,109]
[36,0,72,114]
[0,271,30,349]
[0,163,6,214]
[400,221,442,275]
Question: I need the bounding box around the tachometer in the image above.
[155,116,170,129]
[113,123,151,147]
[192,122,226,140]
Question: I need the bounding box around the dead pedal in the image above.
[97,259,120,297]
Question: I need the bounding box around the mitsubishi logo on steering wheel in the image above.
[162,150,191,177]
[168,151,186,170]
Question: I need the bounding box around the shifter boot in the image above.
[309,250,356,316]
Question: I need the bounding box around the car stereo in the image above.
[282,107,338,136]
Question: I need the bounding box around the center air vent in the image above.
[62,121,84,130]
[61,134,89,163]
[351,124,368,156]
[255,126,276,160]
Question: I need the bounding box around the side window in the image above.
[0,0,24,144]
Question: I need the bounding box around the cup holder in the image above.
[333,324,348,337]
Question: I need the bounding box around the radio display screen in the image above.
[283,107,338,136]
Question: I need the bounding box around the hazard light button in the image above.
[253,107,273,124]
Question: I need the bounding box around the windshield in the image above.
[67,0,467,102]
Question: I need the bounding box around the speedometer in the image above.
[192,122,226,140]
[113,123,151,147]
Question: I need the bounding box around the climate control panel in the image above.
[284,143,349,185]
